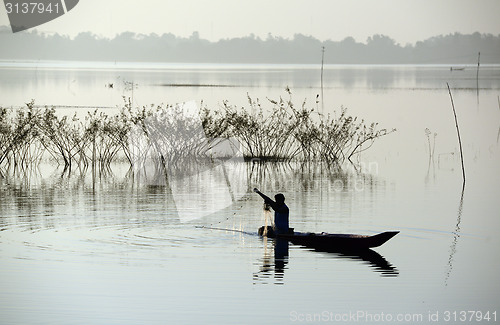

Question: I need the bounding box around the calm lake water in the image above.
[1,62,500,324]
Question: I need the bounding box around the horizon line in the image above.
[1,25,499,46]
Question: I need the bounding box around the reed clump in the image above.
[0,101,43,168]
[0,99,155,171]
[202,90,395,163]
[1,91,394,172]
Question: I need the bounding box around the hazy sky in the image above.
[1,0,499,44]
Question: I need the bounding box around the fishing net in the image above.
[262,202,274,236]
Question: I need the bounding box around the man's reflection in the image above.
[274,238,289,281]
[253,237,289,285]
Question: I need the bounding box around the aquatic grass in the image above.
[38,106,85,169]
[425,128,437,160]
[0,101,43,168]
[0,99,151,171]
[0,91,394,172]
[216,92,301,160]
[203,89,395,163]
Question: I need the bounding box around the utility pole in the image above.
[320,46,325,112]
[476,52,480,102]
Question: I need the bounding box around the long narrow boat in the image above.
[258,226,399,250]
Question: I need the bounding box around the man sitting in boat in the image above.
[253,188,289,234]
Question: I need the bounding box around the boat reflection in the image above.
[253,238,398,284]
[310,246,399,277]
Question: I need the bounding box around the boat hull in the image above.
[258,226,399,250]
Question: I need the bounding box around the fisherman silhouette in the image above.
[253,188,289,235]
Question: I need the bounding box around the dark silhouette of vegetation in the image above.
[1,26,499,64]
[201,89,395,162]
[1,91,394,172]
[0,99,151,172]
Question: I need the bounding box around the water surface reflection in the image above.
[253,236,398,285]
[1,160,383,229]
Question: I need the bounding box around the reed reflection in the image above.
[247,160,382,194]
[1,156,387,233]
[445,187,465,286]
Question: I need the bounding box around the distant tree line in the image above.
[0,26,499,64]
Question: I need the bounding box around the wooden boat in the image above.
[258,226,399,250]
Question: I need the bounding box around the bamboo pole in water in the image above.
[444,84,466,286]
[320,46,325,112]
[476,52,480,101]
[497,96,500,143]
[446,83,466,190]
